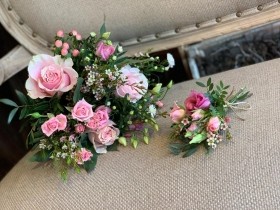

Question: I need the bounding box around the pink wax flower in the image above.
[95,41,115,61]
[72,98,94,122]
[156,101,164,108]
[25,54,78,99]
[88,124,120,153]
[184,90,210,114]
[86,110,110,131]
[76,148,93,165]
[41,117,60,137]
[207,116,221,132]
[191,109,205,120]
[116,65,148,103]
[75,123,85,133]
[187,122,198,132]
[56,30,64,37]
[72,49,79,57]
[170,102,186,123]
[55,40,62,48]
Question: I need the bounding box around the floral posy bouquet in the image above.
[169,78,251,157]
[1,24,174,179]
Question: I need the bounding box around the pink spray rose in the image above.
[72,98,94,122]
[88,123,120,153]
[25,54,78,99]
[187,123,198,132]
[116,65,148,103]
[96,105,111,114]
[75,123,85,133]
[86,109,110,131]
[170,102,186,123]
[95,41,115,61]
[184,90,210,114]
[76,148,93,165]
[207,117,221,132]
[56,114,67,130]
[191,109,205,120]
[41,114,67,137]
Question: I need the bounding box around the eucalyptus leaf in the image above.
[15,90,28,104]
[182,146,198,158]
[196,82,206,87]
[73,77,84,103]
[0,99,18,107]
[8,107,18,124]
[207,78,212,86]
[99,23,106,35]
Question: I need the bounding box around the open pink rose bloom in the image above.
[25,54,78,99]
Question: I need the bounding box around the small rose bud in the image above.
[102,32,111,39]
[167,80,173,89]
[143,136,149,144]
[118,137,127,146]
[154,123,159,131]
[90,32,96,37]
[156,101,164,108]
[131,138,138,149]
[151,83,162,94]
[30,112,42,118]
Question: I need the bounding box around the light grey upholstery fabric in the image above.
[10,0,274,43]
[1,58,280,210]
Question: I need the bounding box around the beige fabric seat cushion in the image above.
[1,58,280,210]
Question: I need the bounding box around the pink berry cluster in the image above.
[54,30,81,57]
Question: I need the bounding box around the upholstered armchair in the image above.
[1,0,280,209]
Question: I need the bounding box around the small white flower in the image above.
[118,46,123,53]
[167,53,175,68]
[62,144,68,150]
[61,153,68,159]
[148,104,157,118]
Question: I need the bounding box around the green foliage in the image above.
[73,77,84,103]
[0,98,18,107]
[30,150,51,162]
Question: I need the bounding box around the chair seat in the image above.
[1,58,280,210]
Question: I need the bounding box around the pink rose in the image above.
[191,109,205,120]
[86,110,110,131]
[75,123,85,133]
[56,114,67,130]
[170,102,186,123]
[72,98,94,122]
[225,116,231,124]
[95,41,115,61]
[25,54,78,99]
[187,123,198,132]
[41,117,59,137]
[76,148,93,165]
[116,65,148,103]
[41,114,67,137]
[96,105,111,114]
[184,90,210,113]
[207,117,221,132]
[88,124,120,153]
